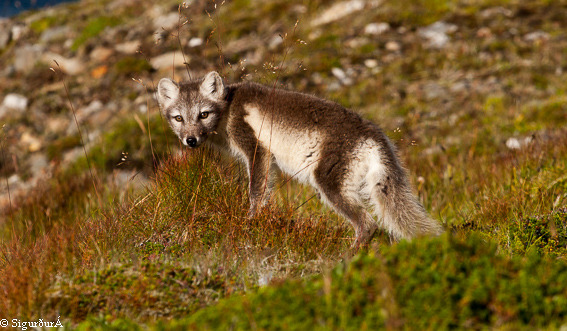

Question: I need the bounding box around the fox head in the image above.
[156,71,226,148]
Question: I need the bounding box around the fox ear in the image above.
[200,71,225,101]
[157,78,179,110]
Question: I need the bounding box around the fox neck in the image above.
[203,85,235,149]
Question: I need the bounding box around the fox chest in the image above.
[241,105,322,183]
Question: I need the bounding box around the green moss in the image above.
[50,262,230,322]
[114,57,153,76]
[358,43,376,55]
[72,16,123,51]
[46,135,82,161]
[30,15,60,34]
[385,0,453,26]
[522,96,567,130]
[531,73,550,90]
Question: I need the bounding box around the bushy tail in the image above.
[371,175,443,241]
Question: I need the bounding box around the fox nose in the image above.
[186,137,197,147]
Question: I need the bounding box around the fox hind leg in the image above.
[319,188,378,250]
[313,167,378,250]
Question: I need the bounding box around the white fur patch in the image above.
[243,104,321,184]
[343,139,387,204]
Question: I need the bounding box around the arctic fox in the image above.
[156,71,443,249]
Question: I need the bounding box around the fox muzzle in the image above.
[186,137,198,147]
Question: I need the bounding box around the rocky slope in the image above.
[1,0,567,211]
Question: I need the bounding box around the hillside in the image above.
[1,0,567,328]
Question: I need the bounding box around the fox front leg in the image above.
[229,116,276,218]
[246,146,276,218]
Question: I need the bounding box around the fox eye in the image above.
[199,111,209,119]
[173,115,183,122]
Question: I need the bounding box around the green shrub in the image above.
[170,254,394,330]
[154,234,567,330]
[384,234,567,329]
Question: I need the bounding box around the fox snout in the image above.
[186,137,197,147]
[179,127,209,148]
[181,135,207,148]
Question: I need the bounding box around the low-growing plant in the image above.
[114,57,153,76]
[71,16,123,51]
[504,208,567,257]
[88,234,567,330]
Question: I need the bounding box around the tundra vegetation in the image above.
[1,0,567,329]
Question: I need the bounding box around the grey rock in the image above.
[46,117,70,135]
[20,132,42,152]
[43,52,85,75]
[345,37,368,49]
[268,34,283,50]
[14,44,45,73]
[505,137,521,150]
[385,41,401,52]
[62,147,84,165]
[106,0,137,11]
[90,47,114,62]
[153,12,180,31]
[0,20,11,49]
[364,59,379,68]
[418,21,457,49]
[449,80,471,94]
[364,22,390,36]
[115,40,141,54]
[150,51,188,71]
[480,6,513,18]
[223,36,261,55]
[188,37,203,48]
[524,31,550,43]
[7,174,21,187]
[2,93,28,112]
[28,153,49,175]
[423,82,446,100]
[77,100,104,122]
[1,94,28,119]
[311,0,380,27]
[40,26,71,43]
[506,136,534,150]
[331,67,353,85]
[11,23,28,42]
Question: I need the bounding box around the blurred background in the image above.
[0,0,76,17]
